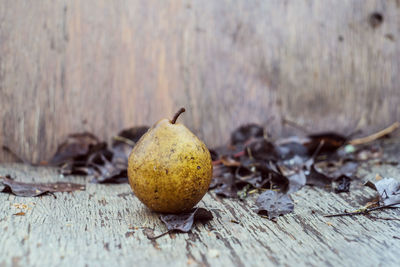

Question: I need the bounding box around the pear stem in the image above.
[171,107,185,124]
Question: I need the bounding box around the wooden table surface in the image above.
[1,138,400,267]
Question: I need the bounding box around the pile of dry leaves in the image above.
[1,121,399,235]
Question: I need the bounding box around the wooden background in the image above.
[1,0,399,163]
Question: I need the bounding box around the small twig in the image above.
[349,122,400,146]
[324,202,400,218]
[311,140,325,160]
[303,140,325,169]
[112,136,135,146]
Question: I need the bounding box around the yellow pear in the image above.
[127,108,212,213]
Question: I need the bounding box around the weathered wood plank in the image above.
[1,0,400,162]
[1,139,400,266]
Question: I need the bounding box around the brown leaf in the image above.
[230,124,264,146]
[111,126,149,166]
[256,190,294,220]
[306,132,347,155]
[306,165,332,187]
[235,166,264,188]
[49,132,100,165]
[0,177,85,197]
[286,170,307,193]
[160,208,213,233]
[372,178,400,207]
[335,175,351,193]
[246,139,279,161]
[313,161,358,180]
[112,126,149,147]
[89,152,128,184]
[214,173,238,198]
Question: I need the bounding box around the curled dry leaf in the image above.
[255,190,294,220]
[0,176,85,197]
[50,126,149,184]
[230,124,264,146]
[235,166,264,188]
[49,132,100,165]
[331,161,358,178]
[246,139,279,161]
[209,122,372,223]
[214,173,239,198]
[275,136,309,159]
[306,161,358,188]
[211,123,357,204]
[314,161,358,180]
[88,151,128,184]
[112,126,150,146]
[160,207,213,233]
[286,170,307,193]
[111,126,150,165]
[335,175,351,193]
[306,165,332,187]
[306,132,347,155]
[373,178,400,207]
[209,165,231,189]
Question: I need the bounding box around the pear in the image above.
[128,108,212,213]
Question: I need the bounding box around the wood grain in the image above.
[1,138,400,266]
[1,0,400,163]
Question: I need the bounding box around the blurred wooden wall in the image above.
[1,0,400,163]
